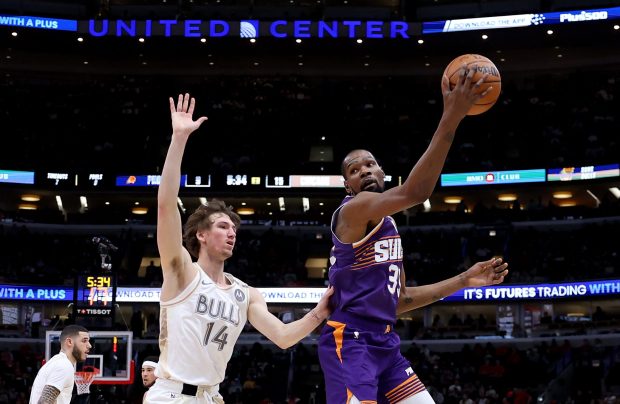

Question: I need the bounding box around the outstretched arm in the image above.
[342,66,493,223]
[248,286,333,349]
[157,94,208,290]
[397,258,508,315]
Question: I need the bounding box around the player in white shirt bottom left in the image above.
[30,325,91,404]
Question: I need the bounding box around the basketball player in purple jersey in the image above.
[318,66,509,404]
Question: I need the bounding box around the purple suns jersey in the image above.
[327,196,403,325]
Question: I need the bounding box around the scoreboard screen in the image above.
[547,164,620,181]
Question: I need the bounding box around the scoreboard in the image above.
[0,163,617,191]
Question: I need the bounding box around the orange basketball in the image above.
[443,54,501,115]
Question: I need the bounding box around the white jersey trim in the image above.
[330,196,387,248]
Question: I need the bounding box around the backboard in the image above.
[45,330,133,384]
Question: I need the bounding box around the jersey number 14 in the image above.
[204,323,229,351]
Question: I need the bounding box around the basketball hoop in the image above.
[75,367,99,395]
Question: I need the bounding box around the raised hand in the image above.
[169,93,208,138]
[463,257,509,288]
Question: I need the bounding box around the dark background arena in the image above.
[0,0,619,403]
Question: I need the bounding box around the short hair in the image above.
[340,149,378,179]
[182,199,241,258]
[59,325,88,346]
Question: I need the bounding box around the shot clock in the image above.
[73,236,119,326]
[74,273,117,319]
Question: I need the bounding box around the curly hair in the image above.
[182,199,241,258]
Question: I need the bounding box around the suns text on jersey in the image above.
[374,237,403,262]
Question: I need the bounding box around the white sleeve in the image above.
[45,361,74,391]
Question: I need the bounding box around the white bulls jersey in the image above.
[156,264,249,386]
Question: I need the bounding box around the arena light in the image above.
[132,207,148,215]
[278,197,286,211]
[303,197,310,212]
[177,197,186,214]
[79,196,88,213]
[552,191,572,199]
[444,196,462,204]
[55,195,64,212]
[21,194,40,202]
[498,193,517,202]
[558,201,577,207]
[18,203,37,210]
[586,190,600,207]
[237,207,255,215]
[609,187,620,199]
[423,199,431,212]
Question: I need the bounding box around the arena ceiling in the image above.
[0,1,619,220]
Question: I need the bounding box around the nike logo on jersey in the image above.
[374,237,403,262]
[195,294,241,326]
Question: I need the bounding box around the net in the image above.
[75,367,99,395]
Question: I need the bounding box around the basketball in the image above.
[443,54,501,115]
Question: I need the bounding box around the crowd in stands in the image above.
[0,336,618,403]
[1,67,618,177]
[1,215,618,288]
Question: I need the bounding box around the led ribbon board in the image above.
[423,6,620,34]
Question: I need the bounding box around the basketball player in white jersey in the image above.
[147,93,333,403]
[30,325,91,404]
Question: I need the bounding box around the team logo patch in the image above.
[234,289,245,302]
[405,367,414,376]
[240,20,258,38]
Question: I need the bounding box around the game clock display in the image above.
[74,274,117,317]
